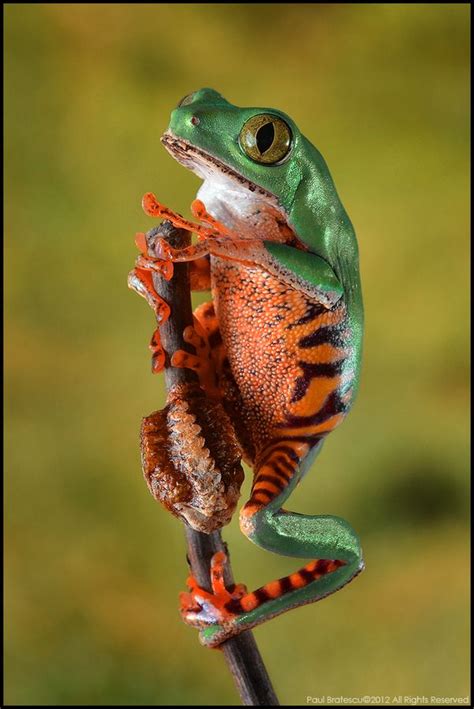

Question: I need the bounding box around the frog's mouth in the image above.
[161,132,277,201]
[161,132,293,243]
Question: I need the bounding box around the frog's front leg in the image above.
[181,439,363,648]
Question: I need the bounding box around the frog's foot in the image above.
[171,319,221,399]
[189,257,212,291]
[128,228,179,373]
[142,192,223,240]
[179,551,248,645]
[179,551,351,649]
[143,192,240,245]
[148,328,164,373]
[190,199,234,239]
[128,265,171,374]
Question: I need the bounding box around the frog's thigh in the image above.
[239,439,309,544]
[240,439,362,566]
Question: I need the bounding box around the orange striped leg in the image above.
[224,558,346,617]
[180,550,342,627]
[179,437,363,647]
[179,549,349,646]
[171,302,225,400]
[240,439,310,532]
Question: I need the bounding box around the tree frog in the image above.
[129,88,364,647]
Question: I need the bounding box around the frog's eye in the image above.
[177,92,196,108]
[239,114,292,165]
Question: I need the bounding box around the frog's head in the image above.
[161,88,338,248]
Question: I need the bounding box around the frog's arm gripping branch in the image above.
[135,221,279,706]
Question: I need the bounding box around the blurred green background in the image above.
[4,4,470,706]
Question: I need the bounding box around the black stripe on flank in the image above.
[290,360,345,404]
[301,360,345,378]
[280,390,348,428]
[299,325,346,349]
[287,301,327,329]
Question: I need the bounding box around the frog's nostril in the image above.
[190,116,200,126]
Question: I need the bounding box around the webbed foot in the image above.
[179,551,247,647]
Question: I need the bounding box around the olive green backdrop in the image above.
[4,4,470,706]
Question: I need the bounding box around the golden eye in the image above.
[239,114,292,164]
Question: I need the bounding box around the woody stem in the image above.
[147,220,279,706]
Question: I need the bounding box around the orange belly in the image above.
[211,258,351,451]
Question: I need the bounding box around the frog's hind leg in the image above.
[171,301,226,400]
[238,439,363,638]
[180,437,363,647]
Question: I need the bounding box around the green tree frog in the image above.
[129,88,364,647]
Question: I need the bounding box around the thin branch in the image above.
[146,221,279,706]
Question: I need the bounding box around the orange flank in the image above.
[289,374,341,417]
[301,343,348,363]
[292,303,346,340]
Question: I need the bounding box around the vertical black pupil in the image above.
[256,122,275,153]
